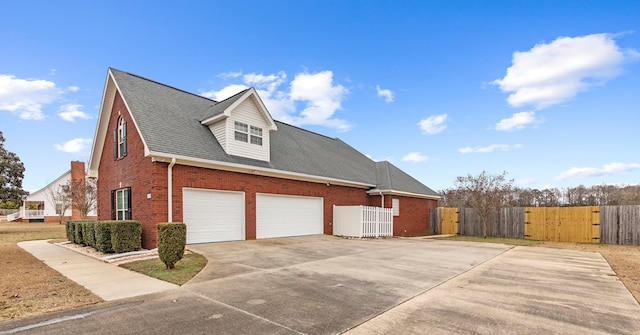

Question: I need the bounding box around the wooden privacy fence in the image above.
[600,205,640,245]
[430,205,640,245]
[525,206,599,243]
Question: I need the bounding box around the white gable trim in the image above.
[88,69,150,178]
[200,88,277,131]
[148,151,375,189]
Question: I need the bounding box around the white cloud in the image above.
[0,74,61,120]
[402,152,429,162]
[201,84,250,101]
[539,184,555,190]
[54,138,92,153]
[555,162,640,180]
[459,144,522,154]
[58,104,91,122]
[68,86,80,92]
[218,71,242,79]
[418,114,448,135]
[375,85,394,103]
[495,111,540,131]
[204,70,350,131]
[493,33,638,109]
[290,71,350,131]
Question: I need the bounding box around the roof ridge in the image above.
[218,87,251,102]
[109,67,219,103]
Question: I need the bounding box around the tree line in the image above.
[441,175,640,208]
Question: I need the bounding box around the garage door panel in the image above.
[256,194,323,239]
[183,189,244,244]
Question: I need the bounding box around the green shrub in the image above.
[110,220,142,253]
[65,221,76,243]
[74,221,84,246]
[95,221,114,253]
[157,223,186,269]
[80,221,97,247]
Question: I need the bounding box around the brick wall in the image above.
[97,91,437,249]
[96,92,165,248]
[169,164,371,240]
[384,195,438,236]
[70,161,85,220]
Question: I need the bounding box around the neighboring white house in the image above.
[8,161,97,222]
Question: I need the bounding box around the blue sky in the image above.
[1,0,639,193]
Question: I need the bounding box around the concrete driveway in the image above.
[1,236,639,334]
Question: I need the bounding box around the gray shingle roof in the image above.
[109,68,438,196]
[375,161,440,197]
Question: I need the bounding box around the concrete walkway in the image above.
[18,240,178,301]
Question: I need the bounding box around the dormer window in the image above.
[234,121,262,146]
[234,121,248,142]
[250,126,262,145]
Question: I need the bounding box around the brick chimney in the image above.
[70,161,85,220]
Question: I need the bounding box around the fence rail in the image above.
[430,205,640,245]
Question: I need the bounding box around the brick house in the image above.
[88,68,440,248]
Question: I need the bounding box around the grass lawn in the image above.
[0,222,102,321]
[120,253,208,285]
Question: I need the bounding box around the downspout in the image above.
[379,191,385,208]
[167,158,176,222]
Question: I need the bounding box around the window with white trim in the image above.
[234,121,248,142]
[234,121,263,146]
[113,116,127,159]
[392,198,400,216]
[250,126,262,145]
[113,188,131,220]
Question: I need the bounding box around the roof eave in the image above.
[148,151,375,189]
[366,188,442,200]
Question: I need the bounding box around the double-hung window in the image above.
[234,121,263,146]
[250,126,262,145]
[113,187,131,220]
[234,121,248,142]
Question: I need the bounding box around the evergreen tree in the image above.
[0,131,28,203]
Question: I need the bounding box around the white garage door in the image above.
[183,188,244,244]
[256,194,323,239]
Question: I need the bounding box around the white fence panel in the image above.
[333,205,393,238]
[7,212,20,222]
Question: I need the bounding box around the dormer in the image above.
[201,88,277,162]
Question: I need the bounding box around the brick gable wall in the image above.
[96,91,165,247]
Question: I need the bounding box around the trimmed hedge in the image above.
[111,220,142,253]
[74,221,84,246]
[157,223,186,269]
[68,220,98,247]
[81,221,96,247]
[95,221,114,253]
[65,221,76,243]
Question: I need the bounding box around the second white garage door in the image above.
[256,194,323,239]
[183,188,244,244]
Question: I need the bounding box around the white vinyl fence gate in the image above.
[333,205,393,238]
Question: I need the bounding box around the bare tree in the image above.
[45,184,71,224]
[451,171,514,238]
[63,177,97,219]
